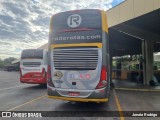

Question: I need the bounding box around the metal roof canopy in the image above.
[109,8,160,57]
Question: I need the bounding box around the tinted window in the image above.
[52,9,101,32]
[21,49,43,59]
[50,9,102,44]
[23,62,41,67]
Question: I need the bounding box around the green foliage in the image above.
[0,59,4,68]
[0,57,17,68]
[154,61,160,70]
[3,57,17,65]
[112,61,117,67]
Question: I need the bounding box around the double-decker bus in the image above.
[47,9,110,102]
[20,49,48,84]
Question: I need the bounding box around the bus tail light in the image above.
[42,68,46,77]
[20,68,22,77]
[47,65,54,87]
[96,66,107,89]
[47,65,51,79]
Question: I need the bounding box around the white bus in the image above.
[20,49,48,84]
[47,9,111,102]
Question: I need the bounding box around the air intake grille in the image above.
[53,48,98,70]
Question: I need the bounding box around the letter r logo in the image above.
[67,14,81,28]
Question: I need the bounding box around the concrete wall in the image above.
[38,43,48,50]
[107,0,160,27]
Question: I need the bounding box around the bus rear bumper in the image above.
[47,86,109,102]
[48,95,108,102]
[20,78,46,84]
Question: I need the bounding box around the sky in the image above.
[0,0,125,59]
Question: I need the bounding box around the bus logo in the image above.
[67,14,81,28]
[54,71,63,79]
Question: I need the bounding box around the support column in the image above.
[145,39,154,85]
[110,54,114,88]
[142,39,154,85]
[142,40,146,85]
[110,55,113,82]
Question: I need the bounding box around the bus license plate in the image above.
[34,74,41,77]
[68,92,80,96]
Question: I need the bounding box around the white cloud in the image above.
[0,0,123,59]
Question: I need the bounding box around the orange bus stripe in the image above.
[101,11,108,33]
[50,43,102,49]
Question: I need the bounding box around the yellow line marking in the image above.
[7,95,46,111]
[115,88,160,92]
[113,89,125,120]
[51,43,102,49]
[0,84,29,91]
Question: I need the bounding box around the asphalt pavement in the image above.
[0,71,159,120]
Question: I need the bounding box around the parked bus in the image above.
[20,49,48,84]
[4,65,19,72]
[47,9,110,102]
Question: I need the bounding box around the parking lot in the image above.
[0,71,160,120]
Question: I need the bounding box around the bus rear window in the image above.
[23,62,41,67]
[21,49,43,59]
[51,9,101,32]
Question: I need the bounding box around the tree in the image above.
[0,58,4,68]
[3,57,17,65]
[0,57,18,69]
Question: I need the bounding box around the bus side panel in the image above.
[101,10,111,95]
